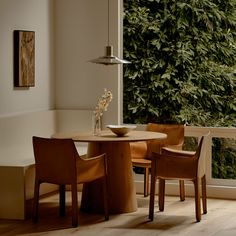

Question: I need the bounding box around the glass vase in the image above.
[93,115,102,136]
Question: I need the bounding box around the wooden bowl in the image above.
[106,125,137,137]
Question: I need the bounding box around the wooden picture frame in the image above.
[14,30,35,87]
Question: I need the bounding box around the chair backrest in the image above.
[146,123,185,156]
[32,136,78,184]
[196,132,210,177]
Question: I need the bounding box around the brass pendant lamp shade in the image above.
[89,0,130,65]
[90,45,130,65]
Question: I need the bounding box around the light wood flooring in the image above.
[0,192,236,236]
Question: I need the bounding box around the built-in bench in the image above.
[0,109,93,220]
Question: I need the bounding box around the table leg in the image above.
[80,141,137,214]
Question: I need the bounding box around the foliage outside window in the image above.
[123,0,236,126]
[212,137,236,179]
[123,0,236,179]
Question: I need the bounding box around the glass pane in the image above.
[212,138,236,179]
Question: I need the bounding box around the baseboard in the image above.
[135,179,236,200]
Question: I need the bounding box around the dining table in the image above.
[52,129,167,214]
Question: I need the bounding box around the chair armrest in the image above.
[81,153,106,162]
[161,147,196,157]
[77,153,107,183]
[165,143,183,150]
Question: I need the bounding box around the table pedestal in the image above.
[80,141,137,214]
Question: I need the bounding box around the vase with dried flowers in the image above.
[93,88,113,135]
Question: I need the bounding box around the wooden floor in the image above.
[1,192,236,236]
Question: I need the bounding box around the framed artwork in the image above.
[14,30,35,87]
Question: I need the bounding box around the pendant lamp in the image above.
[89,0,130,65]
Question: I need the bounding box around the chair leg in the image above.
[144,167,149,197]
[179,180,185,201]
[32,180,40,223]
[158,179,165,211]
[194,177,201,222]
[102,176,109,221]
[59,185,66,217]
[201,175,207,214]
[71,183,78,227]
[149,161,157,221]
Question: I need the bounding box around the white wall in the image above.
[0,0,123,125]
[0,0,54,117]
[54,0,123,126]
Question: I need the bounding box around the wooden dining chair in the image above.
[149,132,210,222]
[130,123,185,197]
[32,136,109,227]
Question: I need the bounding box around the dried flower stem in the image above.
[94,88,113,119]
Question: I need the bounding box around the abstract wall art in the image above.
[14,30,35,87]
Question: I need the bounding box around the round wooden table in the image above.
[52,130,167,214]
